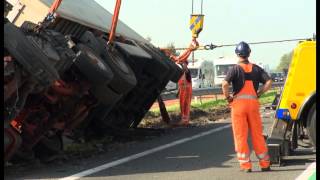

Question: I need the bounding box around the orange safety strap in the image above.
[108,0,122,44]
[48,0,63,14]
[172,38,199,63]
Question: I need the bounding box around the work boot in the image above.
[261,166,271,172]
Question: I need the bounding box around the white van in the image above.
[213,57,271,87]
[189,59,215,89]
[213,56,238,87]
[165,59,215,90]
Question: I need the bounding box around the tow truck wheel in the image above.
[306,104,316,149]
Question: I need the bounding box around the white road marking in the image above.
[295,162,316,180]
[165,155,200,159]
[59,124,231,180]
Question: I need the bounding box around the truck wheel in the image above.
[94,38,137,95]
[139,43,182,83]
[101,47,137,95]
[75,44,114,85]
[79,31,105,55]
[90,85,122,106]
[306,104,316,148]
[75,44,122,105]
[24,28,77,74]
[20,21,38,32]
[4,21,59,86]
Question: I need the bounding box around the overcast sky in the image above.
[95,0,316,70]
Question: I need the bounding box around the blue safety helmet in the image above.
[235,41,251,57]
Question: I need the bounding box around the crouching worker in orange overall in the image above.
[162,39,199,126]
[222,41,273,172]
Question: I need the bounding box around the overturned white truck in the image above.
[4,0,182,163]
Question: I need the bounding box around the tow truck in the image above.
[267,38,316,165]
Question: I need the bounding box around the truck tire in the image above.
[97,39,137,95]
[22,25,77,74]
[137,43,175,80]
[79,31,105,55]
[90,85,122,106]
[4,21,59,87]
[74,44,114,85]
[306,104,316,148]
[75,44,122,105]
[101,47,137,95]
[139,43,183,83]
[20,21,38,32]
[114,41,169,82]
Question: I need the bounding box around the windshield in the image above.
[271,73,282,78]
[216,64,234,77]
[189,68,198,78]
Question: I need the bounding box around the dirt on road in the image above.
[140,106,230,128]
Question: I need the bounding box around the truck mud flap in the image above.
[267,118,290,166]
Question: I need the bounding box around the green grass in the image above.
[148,90,278,116]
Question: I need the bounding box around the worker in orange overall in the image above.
[162,39,199,126]
[222,41,272,172]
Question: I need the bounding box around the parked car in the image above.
[270,72,285,82]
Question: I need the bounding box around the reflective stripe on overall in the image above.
[231,63,270,169]
[178,70,192,123]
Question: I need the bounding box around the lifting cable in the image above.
[36,0,63,31]
[108,0,122,45]
[48,0,63,14]
[191,0,203,14]
[190,0,204,64]
[170,37,314,51]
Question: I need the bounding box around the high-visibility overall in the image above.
[178,69,192,124]
[168,46,195,125]
[231,63,270,170]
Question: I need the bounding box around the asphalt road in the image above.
[4,107,316,180]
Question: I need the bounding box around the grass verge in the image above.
[148,90,277,116]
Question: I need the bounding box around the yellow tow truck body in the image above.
[277,40,316,120]
[267,39,316,165]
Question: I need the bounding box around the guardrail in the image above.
[161,82,284,101]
